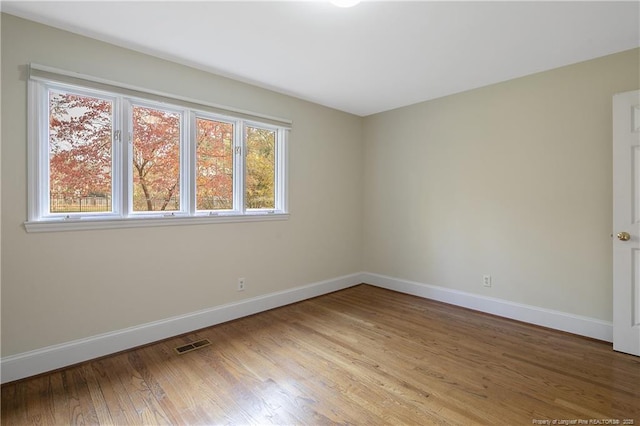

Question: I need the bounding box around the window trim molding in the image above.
[25,64,291,233]
[28,63,292,128]
[24,212,290,233]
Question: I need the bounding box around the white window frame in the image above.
[243,121,286,214]
[126,98,190,218]
[31,82,123,221]
[192,112,241,216]
[26,64,289,232]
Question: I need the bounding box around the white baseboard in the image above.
[2,271,614,384]
[0,273,363,384]
[362,272,613,343]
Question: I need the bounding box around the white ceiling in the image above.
[2,1,639,116]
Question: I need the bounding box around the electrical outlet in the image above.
[237,277,246,291]
[482,275,492,287]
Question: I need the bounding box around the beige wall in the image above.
[0,14,363,357]
[2,11,639,361]
[363,48,640,322]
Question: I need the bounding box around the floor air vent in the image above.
[174,339,211,355]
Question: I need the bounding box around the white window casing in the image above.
[26,64,290,232]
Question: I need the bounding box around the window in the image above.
[195,117,234,211]
[27,65,289,232]
[48,89,116,215]
[246,126,276,210]
[130,103,183,213]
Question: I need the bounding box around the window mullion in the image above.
[122,99,133,217]
[236,122,246,214]
[111,98,123,218]
[177,108,189,216]
[187,111,196,215]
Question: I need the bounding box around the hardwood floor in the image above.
[2,284,639,425]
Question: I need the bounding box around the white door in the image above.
[613,89,640,356]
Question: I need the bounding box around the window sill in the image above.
[24,212,290,233]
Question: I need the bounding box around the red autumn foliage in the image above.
[196,118,234,210]
[131,105,180,211]
[49,91,112,203]
[49,90,275,213]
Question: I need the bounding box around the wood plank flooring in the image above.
[2,284,639,425]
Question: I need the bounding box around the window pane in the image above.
[246,126,275,209]
[132,105,181,212]
[196,118,234,210]
[49,90,113,213]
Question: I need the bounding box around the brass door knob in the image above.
[617,231,631,241]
